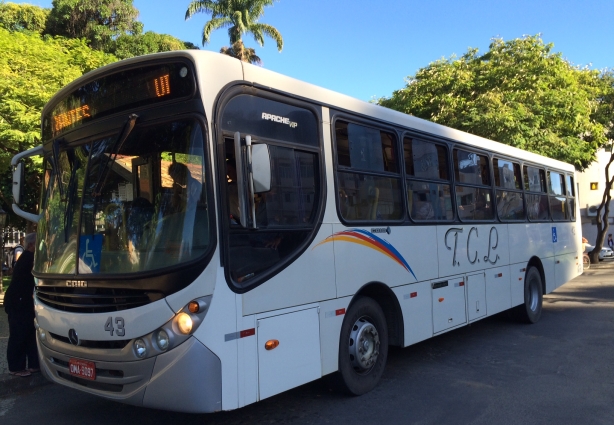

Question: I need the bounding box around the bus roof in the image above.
[43,50,575,173]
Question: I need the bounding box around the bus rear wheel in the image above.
[513,266,543,324]
[336,296,388,395]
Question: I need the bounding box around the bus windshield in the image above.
[35,118,211,275]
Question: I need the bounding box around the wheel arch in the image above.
[527,256,546,294]
[351,282,404,347]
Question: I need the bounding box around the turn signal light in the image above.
[188,301,200,313]
[265,340,279,350]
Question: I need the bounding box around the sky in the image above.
[15,0,614,102]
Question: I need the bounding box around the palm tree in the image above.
[220,40,262,64]
[185,0,283,63]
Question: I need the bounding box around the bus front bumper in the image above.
[38,335,222,413]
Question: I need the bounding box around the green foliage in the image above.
[186,0,282,62]
[220,40,261,64]
[0,26,116,223]
[0,2,49,33]
[113,31,190,59]
[379,36,609,170]
[45,0,139,51]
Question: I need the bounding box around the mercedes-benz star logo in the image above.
[68,329,80,346]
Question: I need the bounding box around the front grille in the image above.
[57,371,124,393]
[49,332,131,349]
[36,286,164,313]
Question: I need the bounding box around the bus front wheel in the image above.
[513,266,543,324]
[336,296,388,395]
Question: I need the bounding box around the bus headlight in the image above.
[176,312,193,335]
[128,295,211,360]
[134,338,147,358]
[155,329,170,351]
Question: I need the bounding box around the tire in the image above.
[513,266,543,324]
[336,296,388,395]
[583,254,590,270]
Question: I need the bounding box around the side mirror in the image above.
[251,144,271,193]
[11,145,43,223]
[12,162,24,205]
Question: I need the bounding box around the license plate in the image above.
[69,358,96,381]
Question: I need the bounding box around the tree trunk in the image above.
[590,150,614,263]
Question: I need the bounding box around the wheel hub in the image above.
[349,317,380,373]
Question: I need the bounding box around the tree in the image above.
[113,30,193,59]
[379,36,607,170]
[586,72,614,263]
[185,0,282,62]
[220,40,261,64]
[379,35,612,262]
[0,2,49,33]
[45,0,139,51]
[0,26,115,227]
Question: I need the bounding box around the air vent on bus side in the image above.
[35,287,164,313]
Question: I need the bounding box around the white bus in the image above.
[11,51,582,413]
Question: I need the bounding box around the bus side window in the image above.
[404,138,453,221]
[494,158,525,221]
[335,120,402,221]
[524,166,550,221]
[453,149,493,221]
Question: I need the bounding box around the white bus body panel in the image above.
[466,272,487,322]
[432,275,467,334]
[256,307,321,400]
[436,224,510,278]
[508,223,555,264]
[485,265,512,315]
[241,224,336,316]
[318,297,351,375]
[510,263,527,307]
[393,281,433,347]
[332,224,438,298]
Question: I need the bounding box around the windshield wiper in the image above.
[93,113,138,197]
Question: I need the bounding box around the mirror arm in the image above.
[245,135,257,229]
[11,145,43,166]
[233,132,248,228]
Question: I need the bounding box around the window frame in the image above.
[493,156,526,222]
[215,86,327,294]
[452,147,496,223]
[332,114,405,225]
[523,165,551,223]
[403,135,455,223]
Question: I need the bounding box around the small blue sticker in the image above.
[552,227,558,243]
[79,234,103,273]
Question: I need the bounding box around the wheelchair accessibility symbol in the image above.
[79,235,102,273]
[552,227,558,243]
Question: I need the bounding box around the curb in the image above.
[0,372,51,398]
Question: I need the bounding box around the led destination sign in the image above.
[44,63,194,140]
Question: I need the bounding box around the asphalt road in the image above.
[1,266,613,425]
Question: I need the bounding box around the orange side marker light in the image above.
[439,298,444,303]
[265,340,279,350]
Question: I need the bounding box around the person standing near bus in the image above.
[4,233,39,377]
[608,234,613,250]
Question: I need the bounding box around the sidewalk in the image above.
[0,309,50,397]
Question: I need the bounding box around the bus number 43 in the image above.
[104,317,126,337]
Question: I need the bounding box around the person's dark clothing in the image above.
[4,250,39,371]
[608,237,613,250]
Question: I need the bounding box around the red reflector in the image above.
[240,328,255,338]
[439,297,444,302]
[519,278,523,281]
[335,308,346,316]
[410,292,417,298]
[496,273,502,278]
[459,282,464,286]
